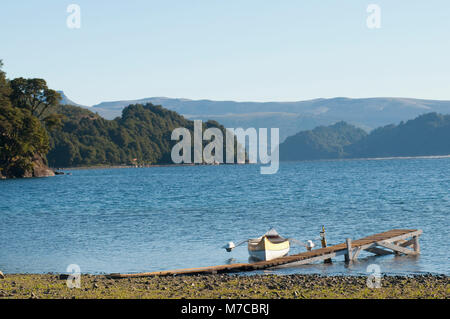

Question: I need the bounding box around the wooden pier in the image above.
[108,229,422,279]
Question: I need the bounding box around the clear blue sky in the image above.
[1,0,449,106]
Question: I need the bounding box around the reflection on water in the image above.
[225,258,238,265]
[248,257,262,263]
[0,158,449,275]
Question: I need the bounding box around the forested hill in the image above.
[47,103,235,167]
[279,122,368,161]
[279,113,450,161]
[345,113,450,158]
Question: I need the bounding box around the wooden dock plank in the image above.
[107,229,421,278]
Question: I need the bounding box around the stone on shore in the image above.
[31,154,55,178]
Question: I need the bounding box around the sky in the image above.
[1,0,449,106]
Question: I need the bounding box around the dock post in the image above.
[320,226,332,264]
[413,235,420,253]
[393,241,402,255]
[345,238,352,263]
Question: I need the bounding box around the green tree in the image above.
[0,105,49,177]
[0,61,50,178]
[10,77,61,121]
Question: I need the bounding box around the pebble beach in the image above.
[0,274,448,299]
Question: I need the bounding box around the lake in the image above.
[0,158,449,275]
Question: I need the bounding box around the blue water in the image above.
[0,158,449,275]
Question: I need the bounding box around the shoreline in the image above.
[282,154,450,164]
[52,163,196,171]
[52,154,450,171]
[52,163,251,171]
[1,273,448,299]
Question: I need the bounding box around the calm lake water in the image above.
[1,158,449,275]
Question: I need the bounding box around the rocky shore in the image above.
[0,154,55,179]
[29,154,55,178]
[0,274,448,299]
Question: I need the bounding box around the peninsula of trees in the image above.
[279,113,450,161]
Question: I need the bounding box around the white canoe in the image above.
[247,229,290,261]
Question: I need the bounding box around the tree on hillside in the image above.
[9,77,61,122]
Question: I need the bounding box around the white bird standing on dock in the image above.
[306,240,315,251]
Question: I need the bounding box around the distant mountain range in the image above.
[279,113,450,161]
[59,92,450,142]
